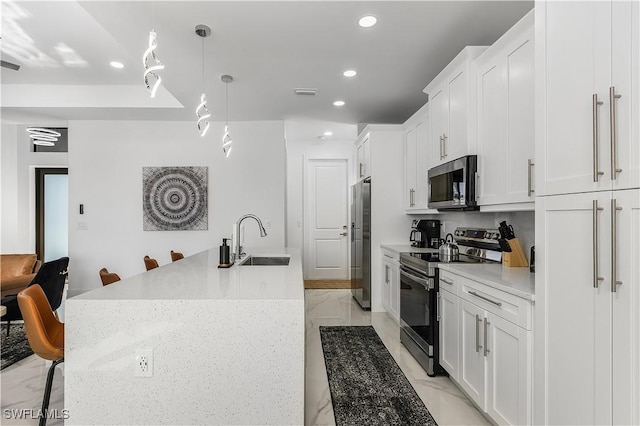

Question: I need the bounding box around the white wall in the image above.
[68,120,285,295]
[1,123,68,253]
[368,127,414,311]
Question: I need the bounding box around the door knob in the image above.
[340,232,348,236]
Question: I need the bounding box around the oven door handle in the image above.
[400,268,430,288]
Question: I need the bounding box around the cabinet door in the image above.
[611,1,640,191]
[536,192,612,425]
[476,60,506,205]
[439,288,459,380]
[611,189,640,425]
[356,143,364,179]
[505,36,535,203]
[429,87,448,168]
[404,127,417,209]
[414,120,428,208]
[447,67,468,162]
[362,137,371,178]
[486,313,531,426]
[388,260,400,322]
[459,299,486,409]
[539,1,612,196]
[381,258,392,314]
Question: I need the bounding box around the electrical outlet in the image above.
[134,349,153,378]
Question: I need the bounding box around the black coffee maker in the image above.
[410,219,441,248]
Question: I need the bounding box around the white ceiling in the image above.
[1,0,533,126]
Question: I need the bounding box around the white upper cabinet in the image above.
[476,11,534,210]
[403,103,433,212]
[355,133,371,180]
[537,1,640,196]
[425,46,487,170]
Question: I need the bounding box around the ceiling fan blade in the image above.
[1,60,21,71]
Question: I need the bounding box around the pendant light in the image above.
[195,24,212,137]
[143,30,164,98]
[221,74,234,157]
[26,128,61,146]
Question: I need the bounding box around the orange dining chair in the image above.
[99,267,121,286]
[17,284,64,426]
[143,255,159,271]
[170,250,184,262]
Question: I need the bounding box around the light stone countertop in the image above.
[438,263,535,301]
[72,246,304,301]
[65,246,305,425]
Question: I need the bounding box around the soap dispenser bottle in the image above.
[219,238,232,267]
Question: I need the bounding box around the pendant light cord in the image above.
[225,82,229,125]
[201,36,205,93]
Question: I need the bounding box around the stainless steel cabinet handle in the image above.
[441,277,453,285]
[443,134,448,158]
[437,292,441,322]
[609,86,622,180]
[385,265,390,284]
[527,159,535,197]
[593,94,604,182]
[409,188,415,207]
[475,314,481,353]
[611,198,623,292]
[439,135,444,160]
[359,162,364,178]
[484,318,490,357]
[593,200,605,288]
[468,290,502,306]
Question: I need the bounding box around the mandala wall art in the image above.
[142,166,208,231]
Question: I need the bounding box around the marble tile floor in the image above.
[1,289,488,425]
[305,289,490,426]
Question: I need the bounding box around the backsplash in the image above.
[417,211,535,262]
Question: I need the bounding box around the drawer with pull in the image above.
[460,277,532,330]
[438,270,459,296]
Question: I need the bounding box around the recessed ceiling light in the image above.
[343,70,357,77]
[110,61,124,69]
[358,15,377,28]
[333,100,345,107]
[324,131,333,136]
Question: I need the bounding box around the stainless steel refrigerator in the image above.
[351,178,371,309]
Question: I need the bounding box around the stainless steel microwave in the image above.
[427,155,478,210]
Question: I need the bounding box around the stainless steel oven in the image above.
[399,227,503,377]
[399,252,445,377]
[427,155,478,210]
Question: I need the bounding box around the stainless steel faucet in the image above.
[235,214,268,260]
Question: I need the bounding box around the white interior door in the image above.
[305,159,348,280]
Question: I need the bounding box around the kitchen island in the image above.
[65,247,305,425]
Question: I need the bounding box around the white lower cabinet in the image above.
[439,287,459,381]
[381,249,400,322]
[441,270,533,425]
[535,189,640,425]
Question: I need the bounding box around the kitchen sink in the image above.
[239,255,291,266]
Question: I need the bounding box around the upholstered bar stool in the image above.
[99,268,121,286]
[17,284,64,426]
[170,250,184,262]
[143,255,159,271]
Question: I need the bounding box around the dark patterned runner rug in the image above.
[1,323,34,370]
[320,326,438,426]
